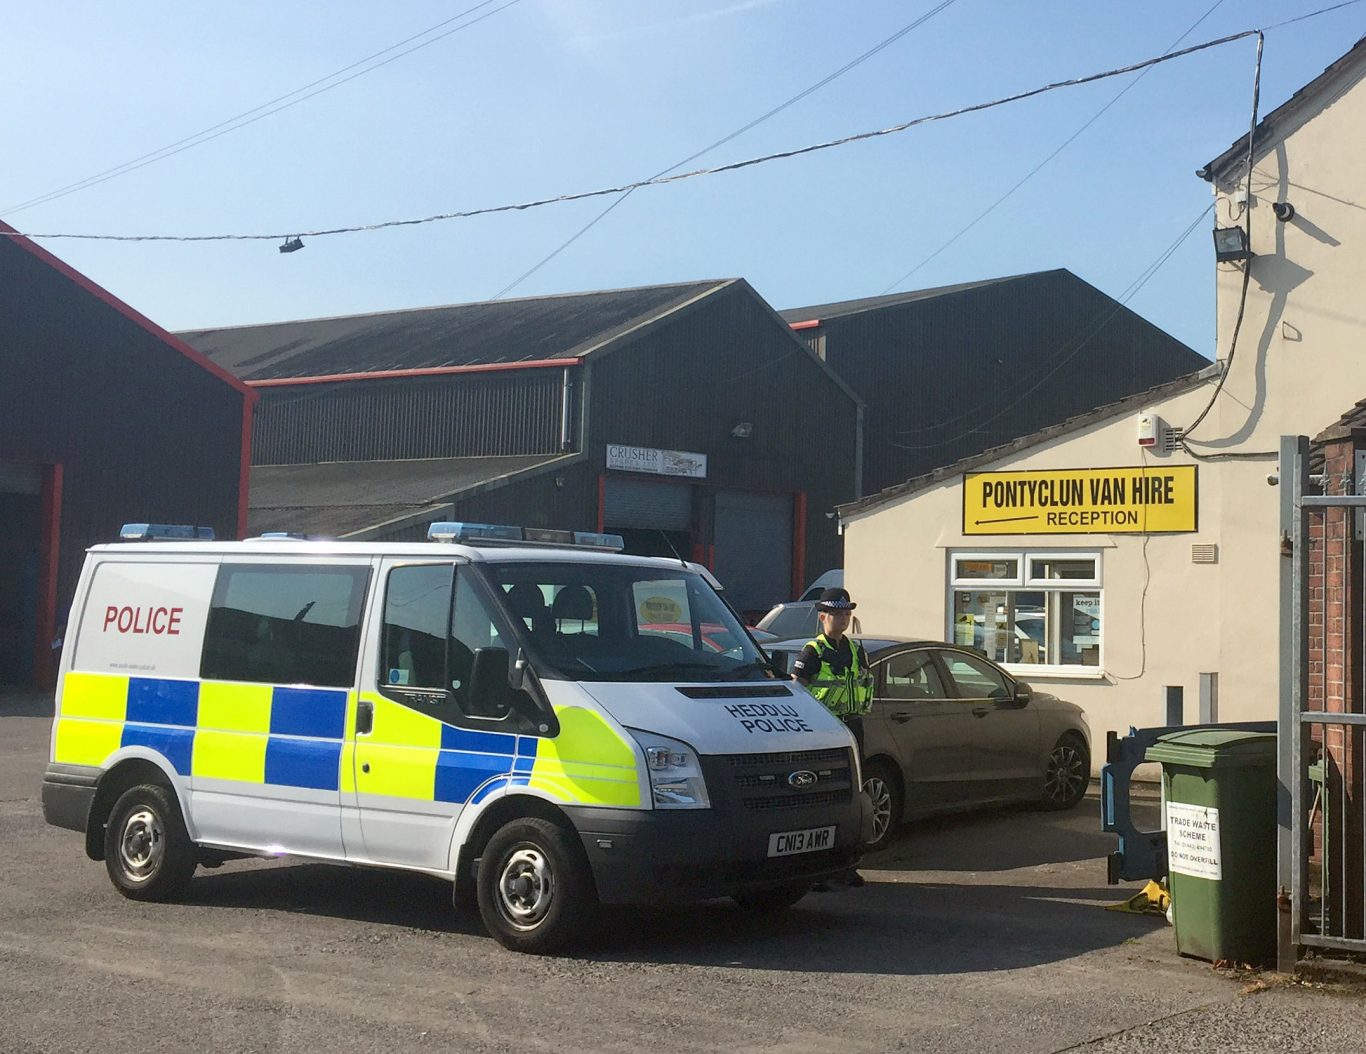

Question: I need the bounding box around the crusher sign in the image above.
[963,466,1197,535]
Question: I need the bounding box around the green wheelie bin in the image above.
[1144,729,1278,963]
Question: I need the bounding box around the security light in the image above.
[1212,226,1251,262]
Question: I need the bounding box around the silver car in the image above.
[766,637,1091,851]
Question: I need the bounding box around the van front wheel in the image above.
[477,817,595,953]
[104,783,197,901]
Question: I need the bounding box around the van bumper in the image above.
[564,798,865,904]
[41,764,100,833]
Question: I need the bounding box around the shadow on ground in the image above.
[184,802,1163,975]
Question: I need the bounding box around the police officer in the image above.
[791,586,873,887]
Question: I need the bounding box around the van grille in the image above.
[707,747,855,812]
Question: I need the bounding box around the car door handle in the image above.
[972,707,990,718]
[892,711,913,723]
[356,699,374,736]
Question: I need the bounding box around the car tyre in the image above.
[732,883,809,913]
[1040,733,1090,811]
[104,783,197,901]
[861,759,902,852]
[476,817,595,954]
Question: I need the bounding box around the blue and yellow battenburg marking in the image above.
[57,673,641,808]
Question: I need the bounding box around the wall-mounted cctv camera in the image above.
[1272,201,1295,222]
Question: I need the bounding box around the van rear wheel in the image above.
[476,817,595,953]
[104,783,197,901]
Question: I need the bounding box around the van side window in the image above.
[380,564,513,722]
[381,564,453,694]
[201,564,369,688]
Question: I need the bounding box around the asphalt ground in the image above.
[3,691,1364,1054]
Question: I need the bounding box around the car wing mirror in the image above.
[1012,681,1033,707]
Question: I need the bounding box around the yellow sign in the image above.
[963,466,1197,535]
[638,596,684,624]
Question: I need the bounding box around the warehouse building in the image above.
[182,279,861,620]
[0,220,253,687]
[780,269,1207,496]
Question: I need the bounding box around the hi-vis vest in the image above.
[803,634,873,717]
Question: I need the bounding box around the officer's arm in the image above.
[790,645,820,685]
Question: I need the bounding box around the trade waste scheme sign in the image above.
[962,466,1197,535]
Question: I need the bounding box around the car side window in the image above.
[939,651,1012,701]
[880,650,948,701]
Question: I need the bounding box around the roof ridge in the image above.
[175,278,732,335]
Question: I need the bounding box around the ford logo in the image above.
[787,770,818,788]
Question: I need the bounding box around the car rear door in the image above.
[937,649,1041,800]
[875,647,983,814]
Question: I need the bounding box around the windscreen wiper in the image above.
[614,660,728,680]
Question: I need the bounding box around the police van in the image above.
[41,522,866,952]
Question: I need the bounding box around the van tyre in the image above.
[477,817,595,953]
[104,783,197,901]
[1041,733,1090,811]
[732,883,809,913]
[861,759,902,852]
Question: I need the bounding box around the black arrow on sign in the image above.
[974,514,1040,525]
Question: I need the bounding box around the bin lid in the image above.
[1144,729,1277,770]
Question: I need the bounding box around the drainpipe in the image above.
[560,367,574,452]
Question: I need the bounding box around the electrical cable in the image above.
[2,19,1311,245]
[490,0,962,299]
[1,1,519,216]
[1179,31,1264,446]
[880,0,1228,294]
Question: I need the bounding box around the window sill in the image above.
[1002,665,1108,682]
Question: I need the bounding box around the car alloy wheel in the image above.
[1043,739,1088,808]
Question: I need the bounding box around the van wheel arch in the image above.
[454,795,588,912]
[86,759,183,861]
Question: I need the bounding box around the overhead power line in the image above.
[880,0,1229,294]
[1,0,521,216]
[491,0,962,299]
[4,2,1358,247]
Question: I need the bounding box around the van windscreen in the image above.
[479,561,773,683]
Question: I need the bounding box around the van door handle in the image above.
[972,707,990,718]
[356,699,374,736]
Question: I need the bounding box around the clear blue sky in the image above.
[5,1,1363,352]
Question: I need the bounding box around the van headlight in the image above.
[627,730,710,809]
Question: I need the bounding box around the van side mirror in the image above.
[470,646,556,732]
[469,647,512,710]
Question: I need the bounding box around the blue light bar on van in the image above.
[426,521,623,551]
[428,522,524,544]
[119,523,216,541]
[571,531,626,551]
[256,531,330,541]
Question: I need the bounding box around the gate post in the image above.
[1278,434,1308,972]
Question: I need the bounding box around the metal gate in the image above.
[1279,434,1366,967]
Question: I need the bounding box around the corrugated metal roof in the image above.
[1199,35,1366,183]
[248,452,581,537]
[779,272,1041,323]
[179,280,730,381]
[838,364,1220,518]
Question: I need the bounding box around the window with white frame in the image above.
[948,551,1102,671]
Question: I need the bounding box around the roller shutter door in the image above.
[602,478,693,530]
[712,490,792,617]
